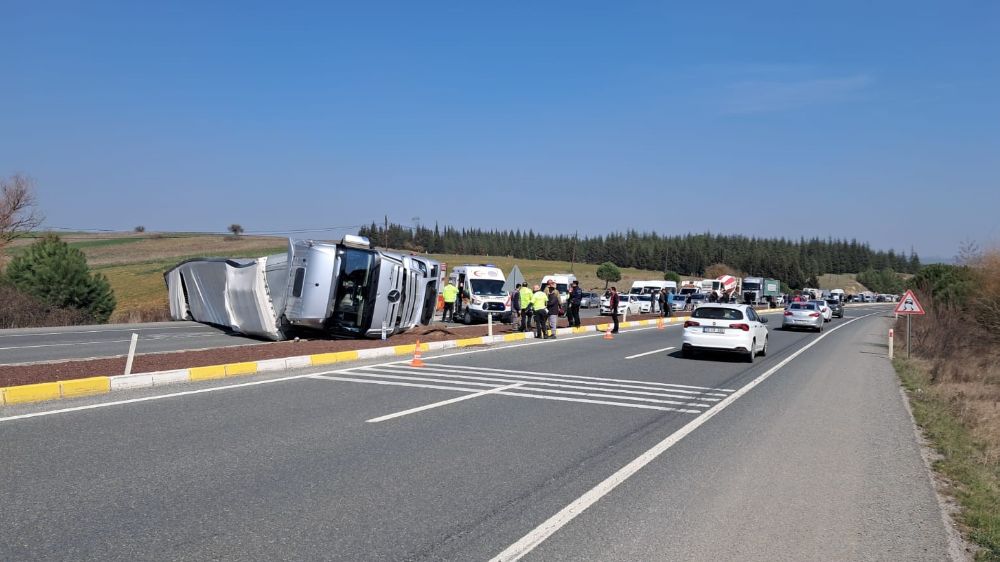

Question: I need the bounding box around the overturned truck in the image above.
[165,236,441,341]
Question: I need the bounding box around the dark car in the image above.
[825,298,844,318]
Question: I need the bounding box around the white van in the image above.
[629,280,677,295]
[541,273,577,304]
[449,264,512,324]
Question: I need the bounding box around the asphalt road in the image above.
[0,321,261,365]
[0,307,612,365]
[0,305,952,560]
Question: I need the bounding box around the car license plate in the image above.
[703,327,724,334]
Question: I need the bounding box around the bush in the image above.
[0,281,92,328]
[857,267,904,294]
[663,270,682,284]
[3,234,116,323]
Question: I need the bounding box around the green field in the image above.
[6,234,666,322]
[5,232,876,323]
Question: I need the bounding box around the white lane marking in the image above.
[625,346,676,360]
[0,373,317,423]
[310,375,695,413]
[319,370,717,410]
[0,339,132,351]
[366,382,525,423]
[498,391,700,413]
[421,363,733,393]
[0,324,214,338]
[489,311,880,561]
[355,366,721,403]
[0,332,234,351]
[308,375,485,394]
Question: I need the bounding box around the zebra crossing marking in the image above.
[308,362,735,420]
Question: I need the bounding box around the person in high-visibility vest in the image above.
[518,283,534,332]
[532,284,550,339]
[441,280,459,322]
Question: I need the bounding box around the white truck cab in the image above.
[449,264,512,324]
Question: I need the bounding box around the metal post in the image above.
[381,321,387,340]
[487,313,493,344]
[906,315,911,359]
[124,333,139,375]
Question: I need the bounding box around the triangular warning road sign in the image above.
[894,289,925,315]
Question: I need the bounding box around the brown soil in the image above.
[0,313,665,388]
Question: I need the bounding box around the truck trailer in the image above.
[742,277,781,306]
[164,236,441,341]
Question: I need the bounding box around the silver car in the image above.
[782,302,824,332]
[580,292,600,308]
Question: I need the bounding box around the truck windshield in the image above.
[470,279,506,296]
[743,282,760,291]
[329,248,378,334]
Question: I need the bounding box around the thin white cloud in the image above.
[723,73,874,114]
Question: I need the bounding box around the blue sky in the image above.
[2,1,998,260]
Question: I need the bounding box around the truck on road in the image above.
[165,235,441,341]
[742,277,781,306]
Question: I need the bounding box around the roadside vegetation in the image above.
[896,248,1000,560]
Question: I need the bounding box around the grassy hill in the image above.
[817,273,869,294]
[4,233,666,323]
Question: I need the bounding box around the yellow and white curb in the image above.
[0,304,849,407]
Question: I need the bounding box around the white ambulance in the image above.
[448,264,512,324]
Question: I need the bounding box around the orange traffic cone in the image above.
[410,339,426,367]
[603,327,614,340]
[657,317,665,330]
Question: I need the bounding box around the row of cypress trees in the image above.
[359,222,920,287]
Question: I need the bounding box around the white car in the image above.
[681,304,769,363]
[600,293,642,316]
[808,300,833,322]
[635,294,654,313]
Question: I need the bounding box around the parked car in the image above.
[578,292,599,308]
[687,293,708,309]
[825,298,844,318]
[681,304,769,362]
[782,302,824,332]
[600,293,642,316]
[669,294,689,311]
[635,294,653,313]
[808,299,833,322]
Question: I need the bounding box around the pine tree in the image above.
[3,234,116,323]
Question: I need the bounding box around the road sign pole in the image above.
[906,315,911,359]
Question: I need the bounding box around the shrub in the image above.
[3,234,116,323]
[663,270,682,284]
[134,225,146,233]
[0,281,92,328]
[596,261,621,289]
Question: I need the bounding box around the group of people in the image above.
[510,279,585,339]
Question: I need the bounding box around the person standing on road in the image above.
[441,280,458,322]
[532,284,550,339]
[519,283,534,332]
[567,280,583,328]
[511,283,522,327]
[609,286,620,333]
[546,284,561,337]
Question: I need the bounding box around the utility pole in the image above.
[570,231,578,273]
[383,215,388,248]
